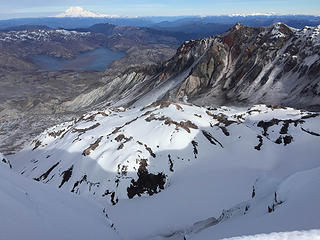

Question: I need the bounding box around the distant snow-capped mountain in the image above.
[56,6,118,18]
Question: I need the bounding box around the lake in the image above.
[31,47,125,71]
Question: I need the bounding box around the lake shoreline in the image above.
[30,47,125,72]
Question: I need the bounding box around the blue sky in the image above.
[0,0,320,19]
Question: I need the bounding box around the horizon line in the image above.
[1,13,320,21]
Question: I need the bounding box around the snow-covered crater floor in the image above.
[4,102,320,240]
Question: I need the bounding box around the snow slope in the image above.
[220,229,320,240]
[171,166,320,240]
[0,159,119,240]
[7,102,320,240]
[1,152,12,168]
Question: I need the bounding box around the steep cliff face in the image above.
[173,23,320,110]
[60,37,215,110]
[72,23,320,111]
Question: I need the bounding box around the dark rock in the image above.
[59,166,73,188]
[127,159,166,199]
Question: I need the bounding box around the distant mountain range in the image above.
[1,15,320,39]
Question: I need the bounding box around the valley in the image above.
[0,25,182,153]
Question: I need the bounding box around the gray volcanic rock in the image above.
[175,23,320,110]
[169,23,320,110]
[75,23,320,111]
[0,70,104,154]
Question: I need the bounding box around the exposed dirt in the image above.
[145,114,198,133]
[48,129,66,138]
[72,123,100,134]
[82,136,103,156]
[32,140,42,151]
[206,111,237,127]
